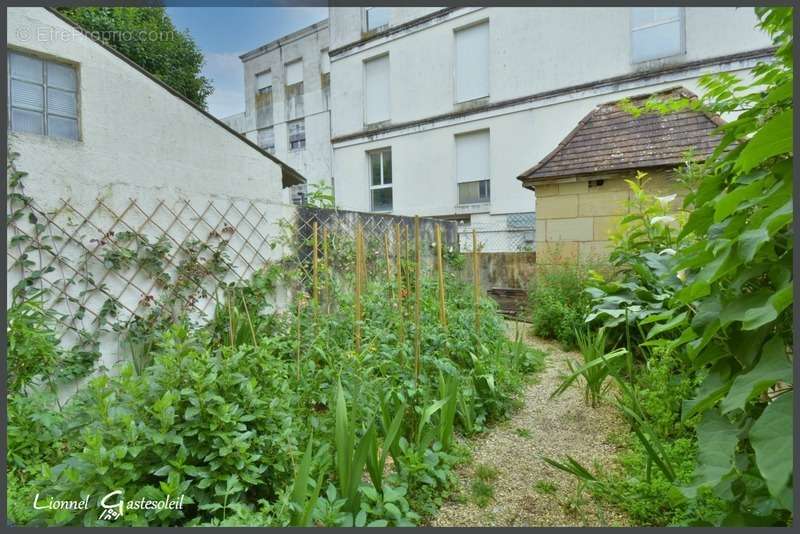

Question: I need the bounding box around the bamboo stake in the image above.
[395,223,405,347]
[354,223,363,353]
[226,289,235,347]
[239,288,257,346]
[384,232,393,300]
[435,224,447,329]
[472,228,480,335]
[296,297,302,380]
[312,221,319,310]
[414,217,421,385]
[322,227,330,314]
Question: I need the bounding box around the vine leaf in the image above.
[749,391,793,501]
[720,337,792,414]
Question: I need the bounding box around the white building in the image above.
[234,7,773,251]
[7,7,305,378]
[225,20,331,205]
[8,7,304,206]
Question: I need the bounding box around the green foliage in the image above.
[57,7,213,108]
[7,293,61,394]
[573,8,794,525]
[9,235,542,526]
[527,263,596,349]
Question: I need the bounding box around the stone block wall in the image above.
[534,169,681,264]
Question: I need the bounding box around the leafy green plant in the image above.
[527,263,597,349]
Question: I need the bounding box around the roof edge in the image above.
[516,85,725,187]
[43,7,305,188]
[240,18,330,61]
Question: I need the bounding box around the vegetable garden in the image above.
[7,199,543,526]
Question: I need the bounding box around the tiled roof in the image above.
[518,87,723,185]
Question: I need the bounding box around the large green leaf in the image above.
[735,108,793,173]
[685,409,738,496]
[718,286,792,331]
[682,363,731,421]
[721,337,792,414]
[749,391,793,500]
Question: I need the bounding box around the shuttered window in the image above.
[8,51,79,140]
[631,8,684,63]
[456,130,490,204]
[256,70,272,92]
[455,22,489,103]
[285,59,303,86]
[364,54,390,125]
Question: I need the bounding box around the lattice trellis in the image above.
[7,195,289,341]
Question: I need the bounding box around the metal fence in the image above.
[293,206,459,287]
[458,212,536,253]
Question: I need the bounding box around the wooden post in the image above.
[322,227,330,313]
[472,228,480,334]
[435,224,447,329]
[395,223,405,346]
[414,216,421,385]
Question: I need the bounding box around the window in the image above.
[456,130,490,204]
[8,51,79,140]
[255,70,274,127]
[256,70,272,93]
[454,22,489,103]
[365,7,390,32]
[285,59,303,86]
[288,119,305,150]
[364,54,390,125]
[257,126,275,152]
[631,8,684,63]
[368,148,392,212]
[285,60,304,120]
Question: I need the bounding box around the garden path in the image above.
[430,321,630,527]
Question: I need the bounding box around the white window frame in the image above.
[8,49,81,140]
[630,7,686,63]
[368,147,392,212]
[453,20,490,104]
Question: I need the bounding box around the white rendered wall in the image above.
[7,7,298,392]
[328,6,771,218]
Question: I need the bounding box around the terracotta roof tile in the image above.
[518,87,723,185]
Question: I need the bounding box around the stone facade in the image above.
[533,169,681,264]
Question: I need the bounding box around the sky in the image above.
[166,7,328,118]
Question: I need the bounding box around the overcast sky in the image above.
[167,7,328,118]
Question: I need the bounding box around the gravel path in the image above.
[430,321,630,527]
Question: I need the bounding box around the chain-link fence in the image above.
[458,212,536,253]
[292,206,459,288]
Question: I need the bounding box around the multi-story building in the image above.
[225,19,331,204]
[229,6,773,251]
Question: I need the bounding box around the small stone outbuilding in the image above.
[517,87,723,263]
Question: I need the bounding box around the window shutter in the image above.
[320,51,330,74]
[364,54,390,124]
[256,71,272,91]
[631,8,683,62]
[456,130,490,183]
[455,22,489,103]
[285,60,303,85]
